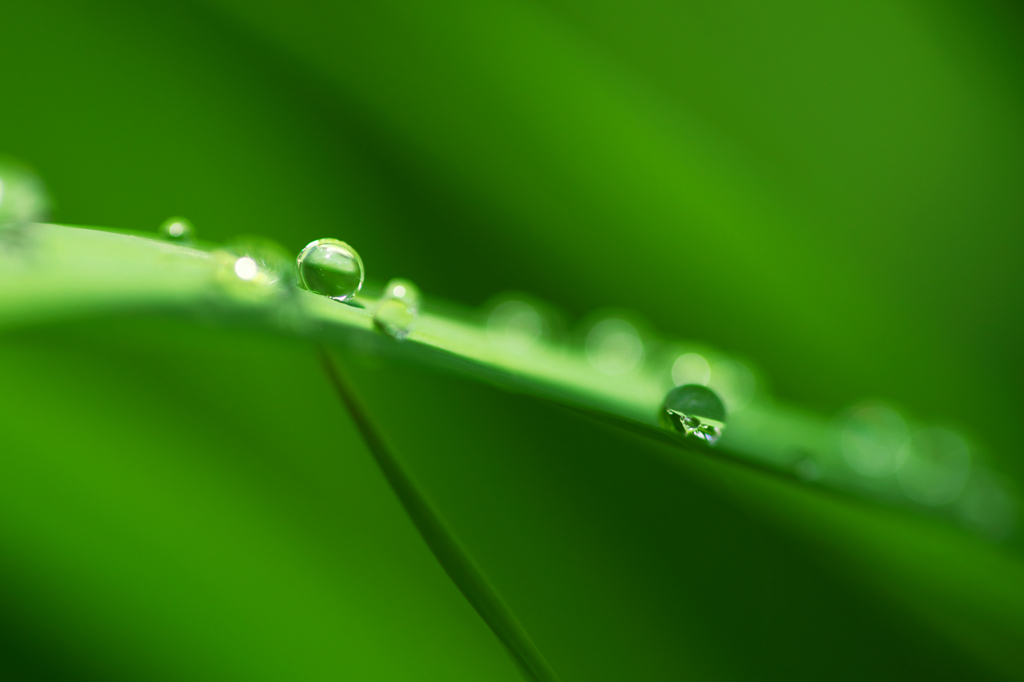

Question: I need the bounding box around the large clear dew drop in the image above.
[0,158,50,229]
[296,238,365,302]
[660,384,727,445]
[373,278,421,339]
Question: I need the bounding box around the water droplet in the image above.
[373,278,421,339]
[0,158,50,229]
[955,469,1016,539]
[840,404,907,477]
[671,352,711,386]
[586,318,644,375]
[225,236,294,286]
[213,237,295,300]
[372,299,415,339]
[660,384,726,444]
[708,360,755,412]
[896,428,971,505]
[159,216,196,242]
[794,456,822,482]
[487,300,544,354]
[382,278,421,311]
[296,238,364,302]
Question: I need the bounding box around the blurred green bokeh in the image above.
[1,0,1023,679]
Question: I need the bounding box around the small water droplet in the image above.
[213,237,294,300]
[382,278,421,311]
[372,299,415,339]
[955,469,1016,539]
[159,216,196,242]
[225,236,294,286]
[296,238,364,302]
[794,456,822,482]
[487,300,544,354]
[660,384,726,444]
[840,404,907,477]
[586,318,644,375]
[897,428,971,505]
[373,278,421,339]
[671,352,711,386]
[0,158,50,229]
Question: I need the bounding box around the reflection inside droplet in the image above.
[296,238,365,302]
[672,353,711,386]
[586,318,644,375]
[840,404,907,477]
[234,256,258,281]
[373,278,421,339]
[159,216,196,242]
[659,384,726,444]
[212,236,295,301]
[897,428,971,505]
[225,236,294,287]
[382,278,421,311]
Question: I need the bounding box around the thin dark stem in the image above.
[318,349,561,682]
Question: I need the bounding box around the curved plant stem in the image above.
[319,349,561,682]
[2,223,1016,543]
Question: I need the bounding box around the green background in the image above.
[1,0,1023,679]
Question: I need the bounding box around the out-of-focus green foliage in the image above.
[342,352,1024,681]
[1,0,1023,679]
[0,318,523,681]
